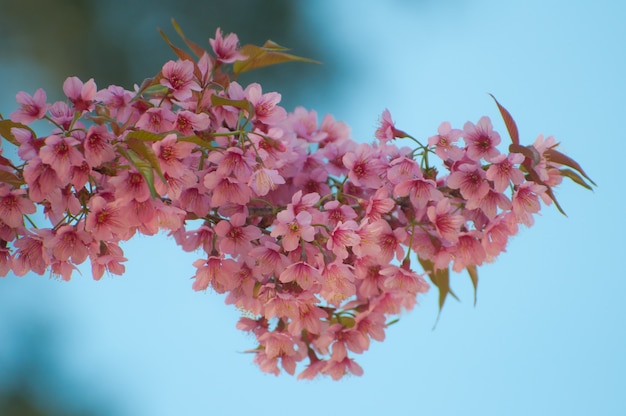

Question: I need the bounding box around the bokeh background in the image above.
[0,0,624,415]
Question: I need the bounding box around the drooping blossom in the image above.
[10,89,47,124]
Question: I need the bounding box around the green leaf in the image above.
[545,147,596,187]
[116,146,160,199]
[0,120,35,147]
[178,135,215,150]
[125,137,166,182]
[125,130,166,143]
[233,42,320,75]
[140,84,170,96]
[210,94,255,115]
[418,258,458,318]
[466,265,479,306]
[489,94,520,146]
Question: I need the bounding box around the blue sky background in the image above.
[1,0,624,415]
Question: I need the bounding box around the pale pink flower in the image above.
[365,188,395,221]
[321,261,356,306]
[279,261,322,290]
[47,101,75,130]
[95,85,134,122]
[326,220,360,260]
[352,221,383,259]
[208,147,255,181]
[0,245,11,277]
[109,170,152,203]
[84,125,116,167]
[248,167,285,196]
[12,233,49,276]
[483,213,518,259]
[428,121,464,160]
[203,172,251,207]
[446,163,490,202]
[394,174,442,210]
[426,198,465,243]
[452,232,487,272]
[45,224,92,264]
[177,186,211,217]
[210,28,247,63]
[214,213,262,256]
[191,255,240,292]
[322,357,363,380]
[152,134,195,178]
[258,331,307,376]
[381,265,429,294]
[63,77,97,112]
[89,241,127,280]
[249,240,289,276]
[486,153,525,192]
[39,135,84,184]
[375,220,407,263]
[0,187,36,228]
[10,88,47,124]
[245,83,287,125]
[465,189,512,220]
[512,182,546,226]
[271,210,315,252]
[12,127,44,161]
[463,116,501,162]
[22,158,62,202]
[374,109,407,143]
[342,143,384,188]
[323,200,357,228]
[160,59,201,101]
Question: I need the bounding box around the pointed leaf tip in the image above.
[489,94,520,146]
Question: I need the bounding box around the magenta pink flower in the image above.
[245,83,287,125]
[136,107,176,133]
[365,188,395,221]
[10,88,47,124]
[22,157,62,202]
[271,209,315,252]
[84,125,116,167]
[174,111,211,135]
[160,59,201,101]
[323,200,357,228]
[210,28,247,63]
[463,116,501,162]
[63,77,96,112]
[39,135,84,184]
[85,196,128,241]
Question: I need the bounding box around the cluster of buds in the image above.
[0,23,593,379]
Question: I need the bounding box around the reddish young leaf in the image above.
[158,28,195,63]
[171,18,207,58]
[489,94,520,146]
[466,265,479,306]
[233,43,319,75]
[0,120,35,147]
[545,148,596,187]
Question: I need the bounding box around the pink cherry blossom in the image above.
[446,163,490,202]
[63,76,97,113]
[375,109,407,143]
[209,28,246,63]
[428,121,464,161]
[10,88,47,124]
[463,116,501,162]
[271,210,315,252]
[84,125,116,167]
[160,59,201,101]
[0,187,36,228]
[486,152,525,192]
[214,213,262,256]
[342,143,384,188]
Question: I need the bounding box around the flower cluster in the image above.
[0,26,593,379]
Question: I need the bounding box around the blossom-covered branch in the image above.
[0,22,593,380]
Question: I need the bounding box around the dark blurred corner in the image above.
[0,0,336,109]
[0,318,111,416]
